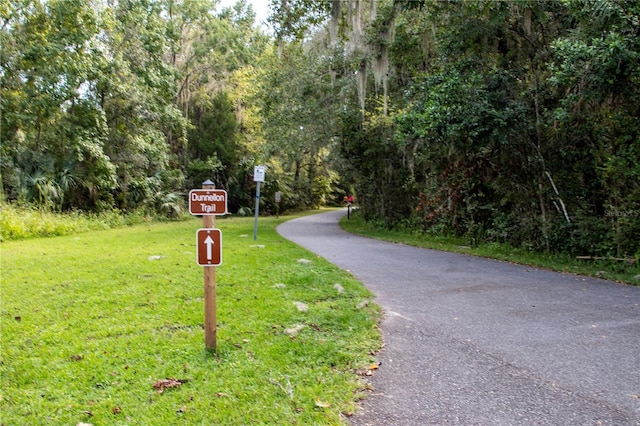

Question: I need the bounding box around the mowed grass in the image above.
[1,213,381,425]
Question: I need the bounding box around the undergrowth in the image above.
[0,203,173,241]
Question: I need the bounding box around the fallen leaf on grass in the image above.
[111,406,122,414]
[315,399,330,408]
[153,378,188,393]
[356,300,370,309]
[365,362,381,376]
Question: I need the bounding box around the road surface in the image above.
[277,209,640,425]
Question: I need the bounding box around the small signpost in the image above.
[253,165,265,240]
[189,180,227,352]
[253,165,265,183]
[275,191,281,218]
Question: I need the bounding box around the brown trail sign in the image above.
[189,180,227,352]
[189,189,228,215]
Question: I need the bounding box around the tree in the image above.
[1,0,267,215]
[257,35,345,210]
[1,0,118,210]
[546,0,640,255]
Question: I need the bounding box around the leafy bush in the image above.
[0,203,163,241]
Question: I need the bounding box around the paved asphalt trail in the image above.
[277,209,640,425]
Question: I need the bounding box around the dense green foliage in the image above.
[1,0,270,214]
[3,0,639,257]
[269,0,640,258]
[0,202,167,240]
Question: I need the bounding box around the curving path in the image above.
[277,209,640,425]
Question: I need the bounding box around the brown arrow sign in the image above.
[196,228,222,266]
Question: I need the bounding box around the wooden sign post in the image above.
[189,180,227,352]
[202,180,217,352]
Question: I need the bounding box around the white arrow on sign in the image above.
[204,235,214,260]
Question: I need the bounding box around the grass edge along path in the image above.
[340,210,639,285]
[1,212,382,425]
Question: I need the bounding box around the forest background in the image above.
[2,0,639,258]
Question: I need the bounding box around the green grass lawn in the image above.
[1,213,381,425]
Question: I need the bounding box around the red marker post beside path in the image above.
[189,181,227,352]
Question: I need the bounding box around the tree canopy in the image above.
[266,0,640,258]
[2,0,639,257]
